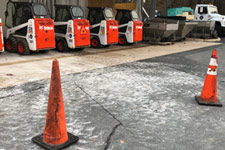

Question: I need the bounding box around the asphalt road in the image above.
[0,38,225,150]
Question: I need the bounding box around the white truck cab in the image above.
[194,4,225,36]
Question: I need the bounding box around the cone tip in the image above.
[211,49,218,59]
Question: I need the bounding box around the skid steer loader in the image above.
[0,18,4,52]
[5,1,55,55]
[88,7,118,48]
[54,5,90,52]
[116,9,143,45]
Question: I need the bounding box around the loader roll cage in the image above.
[88,7,114,25]
[116,9,139,25]
[55,5,85,22]
[5,1,51,28]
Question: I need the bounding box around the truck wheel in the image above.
[56,39,68,52]
[118,36,127,45]
[215,24,223,37]
[5,36,17,53]
[17,39,30,55]
[91,37,100,48]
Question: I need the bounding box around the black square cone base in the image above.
[195,96,223,107]
[32,132,79,150]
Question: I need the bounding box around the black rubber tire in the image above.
[91,37,100,48]
[5,36,17,53]
[39,50,50,53]
[102,45,111,48]
[56,38,68,52]
[215,24,223,37]
[17,38,30,55]
[76,48,85,51]
[118,36,127,45]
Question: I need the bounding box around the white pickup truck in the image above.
[194,4,225,36]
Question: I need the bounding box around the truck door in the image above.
[196,6,209,21]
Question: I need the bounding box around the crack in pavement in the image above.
[103,123,122,150]
[73,81,123,150]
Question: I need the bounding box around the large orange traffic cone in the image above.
[32,60,79,150]
[195,49,222,107]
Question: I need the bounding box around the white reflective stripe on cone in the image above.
[209,58,218,66]
[207,67,217,75]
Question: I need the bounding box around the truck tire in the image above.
[17,39,30,55]
[5,36,17,53]
[91,37,100,48]
[215,24,223,37]
[56,38,68,52]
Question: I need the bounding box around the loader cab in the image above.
[88,7,114,25]
[55,5,85,21]
[5,2,51,28]
[116,9,139,24]
[116,9,143,45]
[54,5,90,51]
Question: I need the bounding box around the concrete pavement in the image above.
[0,38,225,150]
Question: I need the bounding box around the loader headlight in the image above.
[101,27,105,35]
[68,27,72,33]
[128,27,132,32]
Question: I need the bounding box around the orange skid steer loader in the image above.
[0,18,4,52]
[116,9,143,45]
[54,5,90,52]
[88,7,119,48]
[5,1,55,55]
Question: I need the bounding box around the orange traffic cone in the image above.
[32,60,79,149]
[195,49,222,107]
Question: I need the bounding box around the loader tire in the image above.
[91,37,100,48]
[5,36,17,53]
[56,38,68,52]
[118,36,127,45]
[17,39,30,55]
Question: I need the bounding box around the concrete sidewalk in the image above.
[0,40,222,88]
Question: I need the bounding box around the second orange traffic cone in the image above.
[32,60,79,150]
[195,49,222,107]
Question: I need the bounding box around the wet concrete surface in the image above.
[0,38,225,150]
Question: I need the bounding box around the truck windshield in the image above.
[33,4,48,16]
[104,8,114,19]
[131,11,139,19]
[72,7,84,18]
[209,6,218,14]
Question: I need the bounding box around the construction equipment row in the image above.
[0,1,143,55]
[0,1,224,55]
